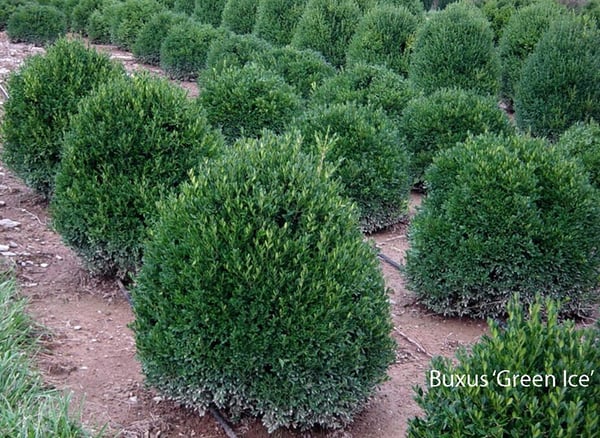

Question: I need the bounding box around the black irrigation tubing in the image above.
[377,249,403,270]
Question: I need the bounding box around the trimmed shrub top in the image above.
[132,10,188,66]
[405,133,600,318]
[408,295,600,437]
[70,0,103,35]
[132,132,396,432]
[558,119,600,189]
[221,0,259,34]
[108,0,162,50]
[253,0,308,46]
[193,0,226,26]
[205,31,272,71]
[6,3,67,45]
[51,73,224,277]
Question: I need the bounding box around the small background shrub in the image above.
[51,73,224,277]
[408,296,600,437]
[70,0,102,34]
[132,10,187,65]
[221,0,258,34]
[378,0,424,15]
[1,38,123,198]
[405,133,600,318]
[408,2,500,95]
[108,0,162,50]
[475,0,535,41]
[294,102,411,232]
[253,0,308,46]
[132,132,396,432]
[558,119,600,189]
[86,1,115,43]
[172,0,193,14]
[7,3,67,45]
[205,31,272,71]
[198,63,302,143]
[193,0,226,26]
[0,0,28,31]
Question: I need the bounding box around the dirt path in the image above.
[0,32,487,437]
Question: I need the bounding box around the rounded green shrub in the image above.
[514,14,600,141]
[0,0,28,31]
[476,0,535,41]
[198,63,302,143]
[253,0,308,46]
[409,2,500,96]
[1,38,124,198]
[310,63,417,122]
[346,4,421,76]
[255,46,336,98]
[221,0,258,34]
[7,3,67,45]
[70,0,102,34]
[291,0,362,68]
[399,88,514,184]
[108,0,162,50]
[132,10,187,65]
[132,132,396,432]
[558,119,600,189]
[193,0,226,26]
[205,31,272,71]
[160,21,223,80]
[85,0,116,44]
[51,73,224,277]
[405,133,600,318]
[172,0,193,14]
[377,0,423,15]
[408,295,600,437]
[294,102,411,232]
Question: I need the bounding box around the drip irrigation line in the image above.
[0,82,9,100]
[377,250,403,270]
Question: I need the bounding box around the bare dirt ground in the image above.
[0,32,488,437]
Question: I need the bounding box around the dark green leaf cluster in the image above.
[377,0,423,16]
[408,296,600,437]
[51,73,224,277]
[294,102,411,232]
[205,31,272,71]
[108,0,162,50]
[253,0,308,46]
[85,0,116,43]
[132,10,187,66]
[1,38,124,198]
[557,119,600,189]
[70,0,102,34]
[399,87,514,184]
[514,14,600,141]
[405,133,600,318]
[6,3,67,45]
[0,0,28,31]
[198,63,302,143]
[476,0,536,41]
[291,0,362,68]
[193,0,226,26]
[221,0,259,34]
[409,2,499,96]
[132,132,396,432]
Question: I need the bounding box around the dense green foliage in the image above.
[405,133,600,318]
[51,73,224,277]
[132,10,187,65]
[399,88,514,183]
[310,63,417,121]
[132,133,396,432]
[294,102,411,232]
[198,63,302,143]
[1,38,123,198]
[409,2,499,95]
[408,296,600,437]
[70,0,102,34]
[85,1,115,43]
[221,0,258,34]
[498,0,564,102]
[108,0,162,50]
[160,21,223,79]
[193,0,226,26]
[346,4,420,76]
[205,31,272,70]
[558,119,600,189]
[514,14,600,140]
[378,0,423,15]
[476,0,535,41]
[253,0,308,45]
[0,0,28,31]
[6,3,67,45]
[291,0,362,67]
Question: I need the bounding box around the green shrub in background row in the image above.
[346,5,421,76]
[514,14,600,141]
[253,0,308,46]
[132,132,396,432]
[294,102,411,232]
[409,2,499,96]
[291,0,362,68]
[198,63,302,143]
[408,295,600,437]
[221,0,259,34]
[1,38,123,198]
[377,0,423,15]
[132,10,187,65]
[6,3,67,45]
[173,0,194,14]
[498,0,564,103]
[255,46,336,98]
[558,119,600,189]
[86,0,116,44]
[405,133,600,318]
[51,73,224,277]
[399,88,514,184]
[475,0,535,42]
[205,31,272,71]
[70,0,102,35]
[108,0,162,50]
[160,21,224,80]
[0,0,28,31]
[193,0,226,26]
[310,63,417,122]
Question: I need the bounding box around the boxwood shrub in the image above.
[408,295,600,437]
[514,14,600,141]
[131,132,396,432]
[291,0,362,68]
[198,63,302,143]
[205,31,272,71]
[405,133,600,318]
[6,3,67,45]
[253,0,308,46]
[70,0,102,34]
[108,0,162,50]
[221,0,258,34]
[1,38,124,198]
[0,0,29,31]
[408,2,499,96]
[193,0,226,26]
[86,1,115,44]
[310,63,417,122]
[294,102,411,232]
[378,0,423,15]
[346,4,421,76]
[476,0,535,42]
[399,88,514,184]
[132,10,187,65]
[558,119,600,189]
[51,73,224,277]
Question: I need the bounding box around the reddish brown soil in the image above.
[0,32,488,437]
